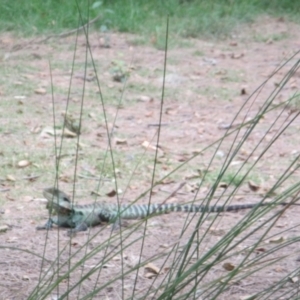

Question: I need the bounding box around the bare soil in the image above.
[1,16,300,299]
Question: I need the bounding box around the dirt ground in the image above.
[1,16,300,299]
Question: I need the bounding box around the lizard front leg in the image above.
[37,215,73,231]
[67,222,88,236]
[36,218,54,230]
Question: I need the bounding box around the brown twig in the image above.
[160,182,186,205]
[147,117,193,127]
[37,14,102,44]
[8,14,103,52]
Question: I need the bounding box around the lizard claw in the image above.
[36,219,53,230]
[67,222,89,236]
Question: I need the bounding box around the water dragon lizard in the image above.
[37,187,298,235]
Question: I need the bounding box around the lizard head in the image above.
[43,187,73,214]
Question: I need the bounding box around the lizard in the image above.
[37,187,298,235]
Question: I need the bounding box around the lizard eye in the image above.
[63,196,70,202]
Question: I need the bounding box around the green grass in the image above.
[253,32,290,43]
[197,86,238,101]
[209,68,244,83]
[1,0,300,38]
[198,167,261,188]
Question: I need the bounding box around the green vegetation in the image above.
[1,0,300,37]
[2,0,300,298]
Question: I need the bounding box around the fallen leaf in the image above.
[6,195,16,201]
[255,248,266,254]
[142,140,151,149]
[31,53,42,59]
[63,113,81,134]
[269,236,285,244]
[288,276,299,283]
[88,112,97,120]
[76,74,95,82]
[144,263,160,275]
[218,182,228,189]
[115,138,128,145]
[185,183,198,193]
[106,190,117,197]
[177,155,188,162]
[24,174,40,182]
[184,172,201,180]
[259,187,277,198]
[218,123,232,129]
[275,223,286,228]
[71,241,80,247]
[239,148,250,156]
[30,125,42,134]
[23,196,34,202]
[142,141,156,150]
[17,160,31,168]
[192,149,203,155]
[239,295,256,300]
[34,88,47,95]
[40,127,58,137]
[230,160,243,166]
[0,225,9,233]
[144,272,157,279]
[248,180,260,192]
[91,190,101,197]
[230,52,244,59]
[35,197,47,204]
[216,150,225,158]
[274,267,284,272]
[141,141,164,155]
[161,164,169,170]
[14,95,26,100]
[223,262,235,271]
[266,39,273,45]
[6,237,17,243]
[165,107,177,115]
[129,185,138,190]
[159,179,175,185]
[59,174,72,183]
[6,175,16,182]
[241,87,247,95]
[197,127,205,134]
[62,128,77,138]
[145,111,153,117]
[137,95,153,102]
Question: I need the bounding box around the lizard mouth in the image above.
[46,200,72,213]
[43,188,73,213]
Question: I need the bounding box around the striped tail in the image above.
[115,202,274,219]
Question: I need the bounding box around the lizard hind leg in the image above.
[111,217,122,231]
[36,219,53,230]
[67,222,88,236]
